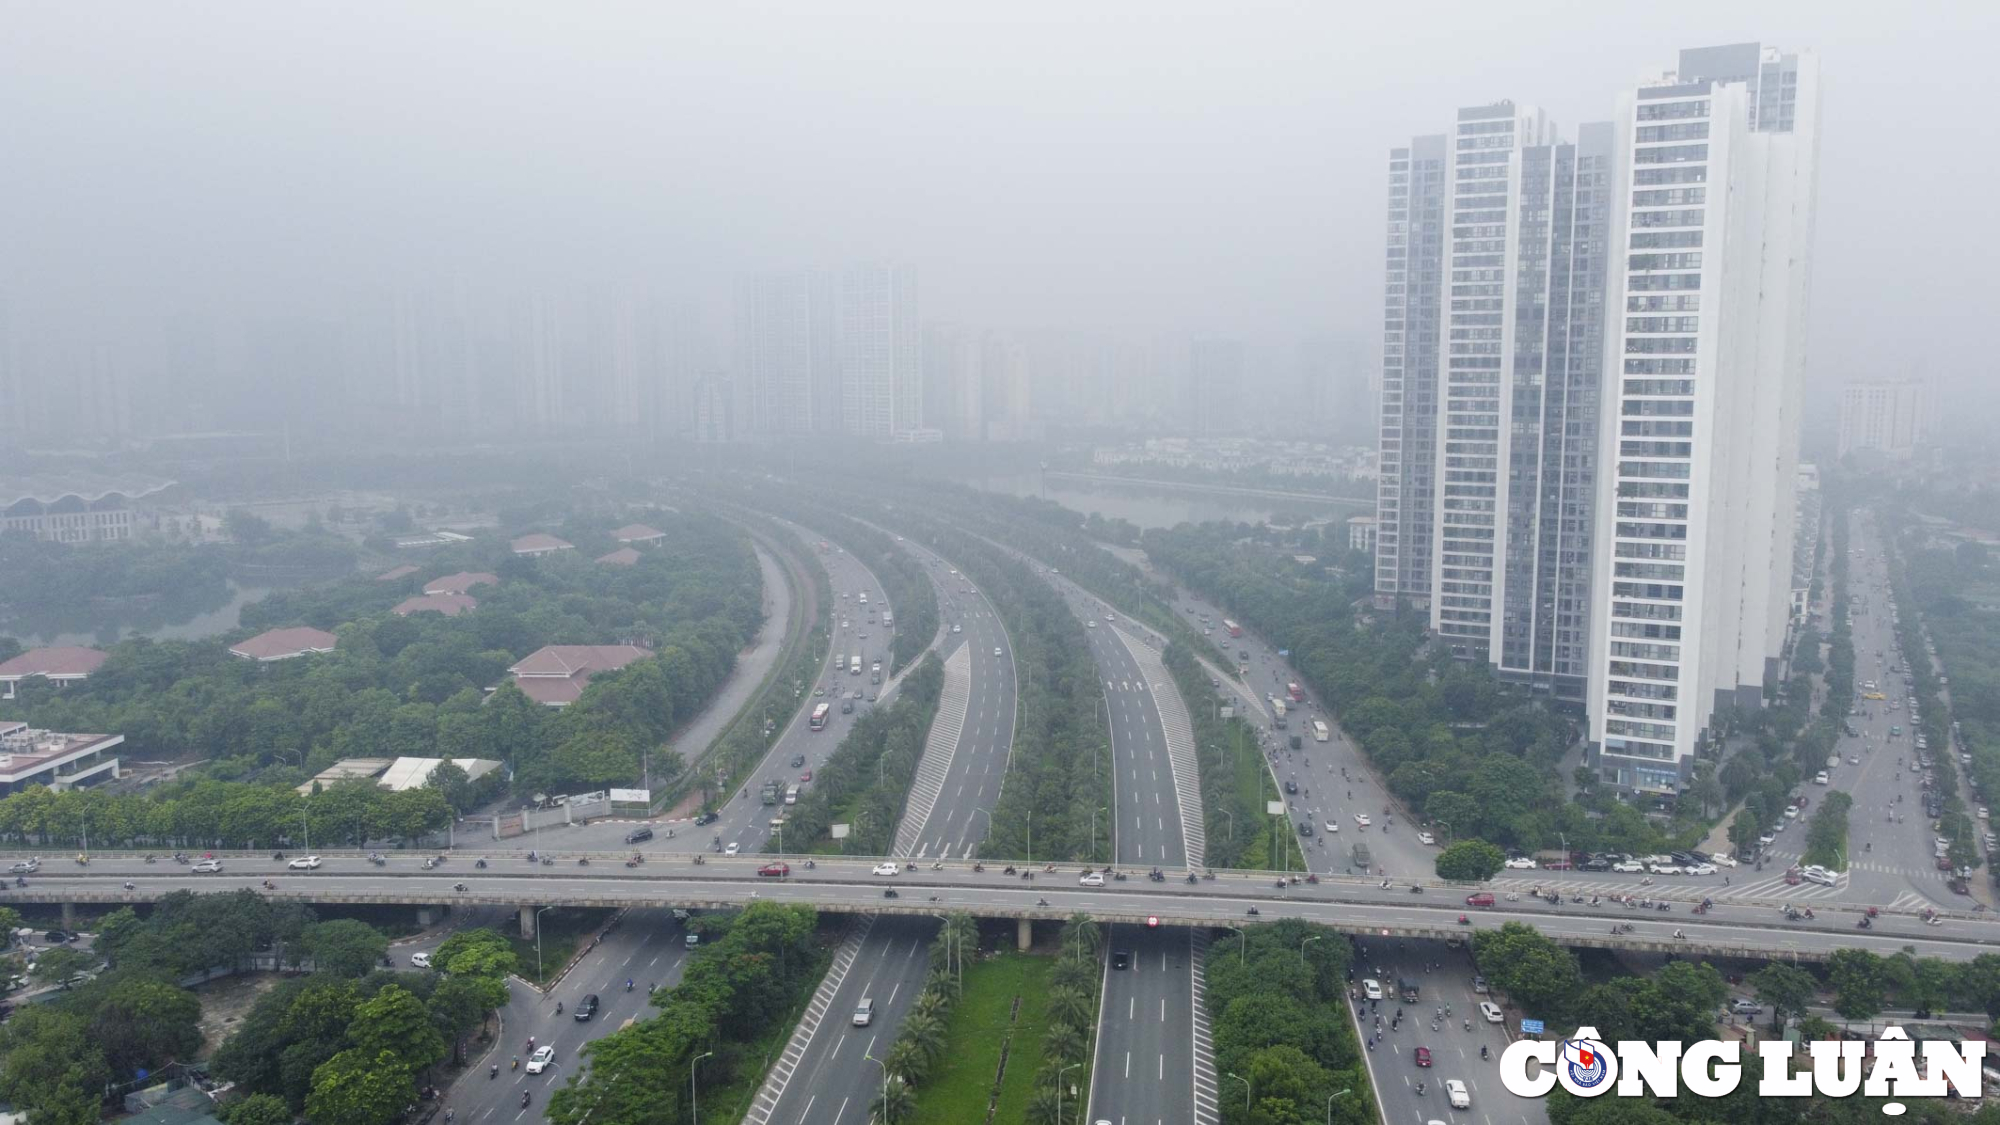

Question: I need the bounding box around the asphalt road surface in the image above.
[1350,937,1548,1125]
[756,538,1019,1125]
[1018,567,1206,1125]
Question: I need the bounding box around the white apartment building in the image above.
[1587,43,1821,794]
[1374,135,1448,607]
[838,263,922,439]
[1837,378,1932,460]
[1374,103,1613,700]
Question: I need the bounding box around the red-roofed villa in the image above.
[506,644,651,706]
[229,627,339,662]
[424,571,500,596]
[511,533,575,557]
[394,592,478,617]
[0,647,107,699]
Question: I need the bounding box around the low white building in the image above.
[0,723,121,795]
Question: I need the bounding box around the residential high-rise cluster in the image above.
[1373,42,1823,796]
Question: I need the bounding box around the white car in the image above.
[1611,860,1645,873]
[1354,813,1371,827]
[1648,863,1683,876]
[526,1045,555,1074]
[725,842,740,857]
[1104,614,1115,622]
[1086,620,1097,629]
[1417,831,1435,846]
[1685,863,1717,876]
[951,624,960,633]
[1801,868,1837,887]
[872,862,901,876]
[993,647,1003,658]
[1504,857,1537,870]
[1324,821,1341,834]
[192,859,223,873]
[287,855,322,870]
[1714,854,1738,868]
[8,859,39,874]
[1362,978,1383,1001]
[1079,871,1105,887]
[410,951,432,968]
[1445,1079,1470,1109]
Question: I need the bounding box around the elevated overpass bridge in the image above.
[10,850,1986,964]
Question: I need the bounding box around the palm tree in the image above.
[1046,985,1092,1029]
[1025,1086,1063,1125]
[871,1075,914,1124]
[903,1012,947,1067]
[1049,957,1095,996]
[884,1038,929,1086]
[1062,914,1100,963]
[913,986,952,1022]
[1043,1021,1085,1064]
[923,968,962,1006]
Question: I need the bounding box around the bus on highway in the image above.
[810,703,830,731]
[1313,720,1330,743]
[1223,619,1243,638]
[1287,682,1305,703]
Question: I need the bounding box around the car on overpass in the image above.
[287,855,322,870]
[759,863,791,878]
[1079,871,1105,887]
[872,862,900,876]
[192,859,223,873]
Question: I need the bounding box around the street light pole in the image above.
[690,1050,713,1125]
[1326,1087,1352,1125]
[1227,1071,1251,1114]
[863,1053,888,1113]
[1224,925,1245,965]
[1091,805,1107,860]
[1057,1062,1081,1125]
[1301,935,1322,966]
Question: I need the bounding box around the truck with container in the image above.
[760,779,782,805]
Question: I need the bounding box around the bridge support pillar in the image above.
[417,907,437,928]
[519,905,537,939]
[1016,916,1032,951]
[61,901,76,929]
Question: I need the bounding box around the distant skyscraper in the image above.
[837,264,921,438]
[1837,378,1932,460]
[1586,43,1822,793]
[1374,134,1448,607]
[1188,339,1244,438]
[736,271,834,436]
[923,323,981,440]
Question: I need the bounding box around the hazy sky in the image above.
[3,1,1992,404]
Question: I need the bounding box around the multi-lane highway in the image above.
[1011,566,1210,1125]
[752,539,1018,1125]
[1350,936,1548,1125]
